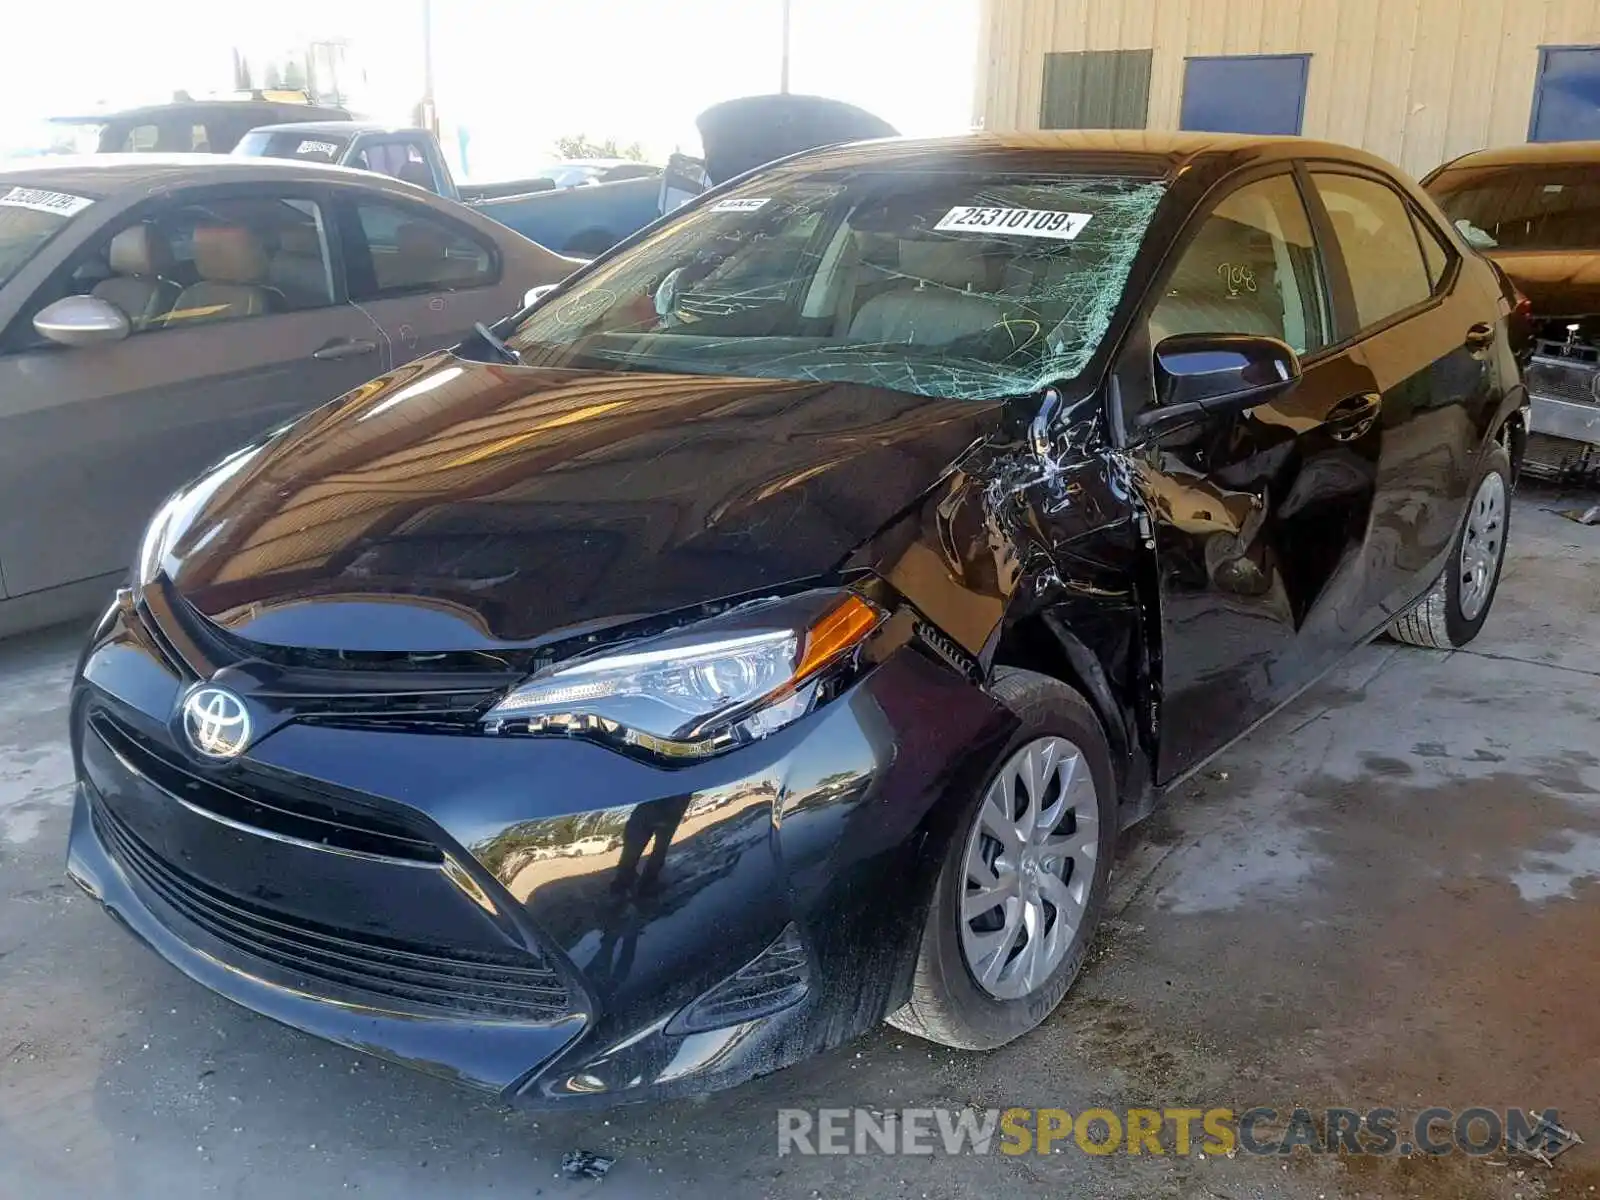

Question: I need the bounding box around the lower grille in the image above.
[667,924,810,1034]
[93,799,572,1022]
[1523,432,1600,482]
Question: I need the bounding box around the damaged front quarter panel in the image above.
[851,389,1160,817]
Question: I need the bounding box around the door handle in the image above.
[1464,322,1495,352]
[311,338,378,361]
[1327,392,1380,442]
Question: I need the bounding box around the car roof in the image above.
[787,130,1408,181]
[248,122,415,137]
[1432,140,1600,171]
[0,153,415,197]
[51,100,349,125]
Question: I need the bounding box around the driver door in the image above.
[1135,168,1385,783]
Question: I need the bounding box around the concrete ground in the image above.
[3,488,1599,1200]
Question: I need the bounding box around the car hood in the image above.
[157,354,1002,651]
[1485,249,1600,318]
[695,94,898,185]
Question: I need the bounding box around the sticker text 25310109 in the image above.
[934,207,1093,241]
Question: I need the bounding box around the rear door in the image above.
[1305,167,1494,619]
[329,190,522,365]
[1134,168,1384,783]
[0,184,385,598]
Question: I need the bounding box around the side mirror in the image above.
[33,295,131,348]
[1135,333,1301,433]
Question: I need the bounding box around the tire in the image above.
[1386,440,1512,650]
[887,667,1118,1050]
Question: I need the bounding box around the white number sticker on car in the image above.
[0,186,94,218]
[933,206,1093,240]
[296,140,341,157]
[710,197,771,213]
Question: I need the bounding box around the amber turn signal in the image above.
[795,593,882,681]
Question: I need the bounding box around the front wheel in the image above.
[1386,440,1512,649]
[887,668,1117,1051]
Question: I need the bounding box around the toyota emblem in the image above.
[181,687,252,760]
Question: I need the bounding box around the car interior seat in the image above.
[382,221,480,291]
[267,224,333,308]
[846,239,1006,347]
[1149,217,1284,346]
[395,159,436,191]
[91,225,182,331]
[165,226,276,326]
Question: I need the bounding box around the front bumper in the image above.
[67,600,1011,1106]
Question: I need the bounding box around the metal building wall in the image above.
[973,0,1600,176]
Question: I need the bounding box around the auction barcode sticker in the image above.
[0,186,94,218]
[934,206,1092,240]
[710,197,771,213]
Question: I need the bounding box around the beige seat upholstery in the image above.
[373,221,481,292]
[268,225,332,308]
[847,239,1005,347]
[165,227,274,327]
[91,225,181,331]
[1149,219,1284,346]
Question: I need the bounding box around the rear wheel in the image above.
[887,668,1117,1050]
[1386,441,1511,649]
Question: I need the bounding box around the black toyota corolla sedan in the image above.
[68,132,1526,1107]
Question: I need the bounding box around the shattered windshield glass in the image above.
[504,168,1167,400]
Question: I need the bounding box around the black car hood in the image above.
[158,355,1002,651]
[695,95,898,185]
[1486,249,1600,318]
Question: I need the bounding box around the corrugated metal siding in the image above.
[1040,50,1154,127]
[974,0,1600,177]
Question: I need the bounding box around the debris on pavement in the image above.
[1507,1113,1583,1165]
[1554,504,1600,526]
[561,1150,616,1180]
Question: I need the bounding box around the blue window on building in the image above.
[1529,46,1600,142]
[1180,54,1311,137]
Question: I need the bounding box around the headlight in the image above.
[483,590,883,760]
[136,493,182,586]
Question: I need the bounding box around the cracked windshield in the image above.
[506,171,1167,399]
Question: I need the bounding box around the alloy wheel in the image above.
[1459,470,1506,622]
[958,735,1099,1000]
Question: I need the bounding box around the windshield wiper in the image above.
[471,321,520,365]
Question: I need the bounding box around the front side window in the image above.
[504,168,1168,401]
[1427,164,1600,251]
[1148,173,1329,355]
[1311,172,1434,330]
[343,201,496,298]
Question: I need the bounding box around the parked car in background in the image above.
[238,95,898,257]
[49,96,352,155]
[69,132,1524,1108]
[235,121,659,255]
[1426,142,1598,478]
[0,155,578,635]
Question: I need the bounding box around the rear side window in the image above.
[1310,173,1434,330]
[340,200,497,299]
